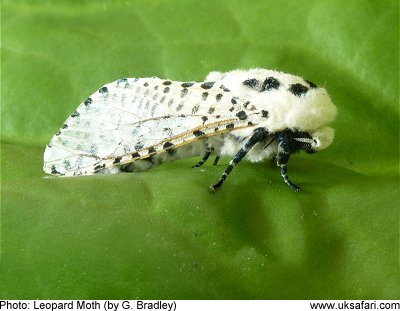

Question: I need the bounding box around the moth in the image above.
[44,68,337,191]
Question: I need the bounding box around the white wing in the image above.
[44,77,261,176]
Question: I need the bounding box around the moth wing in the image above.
[44,77,259,176]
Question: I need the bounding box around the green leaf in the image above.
[1,0,399,299]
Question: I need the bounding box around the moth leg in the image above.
[192,150,212,168]
[213,156,220,166]
[276,133,301,192]
[210,127,268,191]
[280,164,301,192]
[192,146,215,168]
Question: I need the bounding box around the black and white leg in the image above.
[192,149,212,168]
[193,146,220,168]
[276,133,301,192]
[210,127,268,191]
[192,147,219,168]
[280,164,301,192]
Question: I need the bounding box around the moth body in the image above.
[44,68,337,191]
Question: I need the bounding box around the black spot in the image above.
[201,81,215,89]
[243,78,259,88]
[71,111,80,118]
[248,121,254,126]
[201,116,208,123]
[236,111,247,120]
[176,103,184,111]
[62,124,68,129]
[193,130,205,137]
[243,101,250,108]
[181,88,188,97]
[220,84,230,92]
[117,78,128,84]
[135,142,144,151]
[289,83,309,96]
[148,147,156,154]
[214,127,219,132]
[208,106,215,114]
[261,77,280,92]
[143,82,149,87]
[163,142,176,155]
[202,92,209,101]
[153,85,159,90]
[51,165,60,175]
[192,104,199,114]
[226,123,234,129]
[231,97,239,105]
[160,95,166,103]
[113,156,122,164]
[84,98,93,106]
[90,144,98,154]
[162,80,172,85]
[64,160,71,170]
[99,86,108,94]
[94,164,106,171]
[178,114,186,118]
[216,93,223,102]
[163,142,174,149]
[229,107,234,112]
[305,79,317,88]
[261,110,269,118]
[163,86,170,93]
[181,82,194,87]
[132,152,140,158]
[55,131,61,136]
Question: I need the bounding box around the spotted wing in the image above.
[44,77,261,176]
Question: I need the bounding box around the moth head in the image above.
[308,127,335,152]
[291,126,334,154]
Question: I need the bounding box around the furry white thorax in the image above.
[207,68,336,136]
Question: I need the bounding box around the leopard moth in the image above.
[43,68,337,191]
